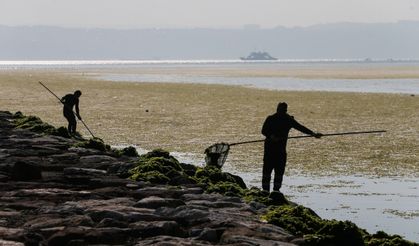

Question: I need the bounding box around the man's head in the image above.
[74,90,82,97]
[276,102,288,114]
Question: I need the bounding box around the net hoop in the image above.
[204,142,230,168]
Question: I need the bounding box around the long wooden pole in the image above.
[39,81,96,138]
[229,130,386,146]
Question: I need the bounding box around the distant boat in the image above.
[240,51,277,60]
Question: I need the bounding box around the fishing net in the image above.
[204,142,230,168]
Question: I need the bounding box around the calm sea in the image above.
[2,59,419,94]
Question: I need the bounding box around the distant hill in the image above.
[1,21,419,60]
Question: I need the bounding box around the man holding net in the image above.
[261,102,322,192]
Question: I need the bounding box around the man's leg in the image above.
[72,118,77,134]
[67,121,72,134]
[262,162,274,192]
[273,152,287,191]
[65,112,76,134]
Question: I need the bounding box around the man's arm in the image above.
[75,100,81,120]
[291,118,322,138]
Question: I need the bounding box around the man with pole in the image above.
[261,102,322,192]
[61,90,82,135]
[39,82,95,138]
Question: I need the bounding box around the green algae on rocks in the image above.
[12,111,139,158]
[74,137,110,152]
[129,149,416,245]
[13,111,70,138]
[262,205,417,246]
[128,149,195,185]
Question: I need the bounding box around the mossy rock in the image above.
[242,187,270,204]
[140,149,171,159]
[262,206,412,246]
[312,220,365,246]
[195,165,247,189]
[364,231,416,246]
[13,112,71,138]
[120,146,139,157]
[74,138,110,152]
[130,170,170,184]
[112,146,139,157]
[55,126,71,138]
[132,156,183,174]
[14,115,55,133]
[262,205,323,236]
[168,173,197,186]
[128,149,189,185]
[180,163,198,176]
[206,181,245,197]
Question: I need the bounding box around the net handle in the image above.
[229,130,386,146]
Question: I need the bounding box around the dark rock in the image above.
[135,186,203,199]
[125,212,164,223]
[63,167,107,176]
[80,155,118,164]
[0,174,9,181]
[47,227,130,246]
[66,239,88,246]
[97,218,128,228]
[181,193,223,202]
[0,226,24,241]
[37,202,85,216]
[135,236,211,246]
[0,239,24,246]
[30,145,62,156]
[168,173,197,186]
[186,200,245,208]
[220,226,295,245]
[11,161,42,181]
[38,227,66,239]
[68,147,102,156]
[248,201,267,212]
[24,215,94,229]
[196,228,219,242]
[87,210,125,222]
[135,196,186,209]
[0,210,21,218]
[107,162,136,178]
[49,153,80,164]
[23,232,44,246]
[130,220,184,238]
[269,191,289,206]
[154,206,210,226]
[88,186,136,198]
[179,163,197,176]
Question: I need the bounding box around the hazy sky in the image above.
[1,0,419,28]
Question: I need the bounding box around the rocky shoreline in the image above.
[0,110,416,246]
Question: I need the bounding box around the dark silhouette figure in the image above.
[61,90,82,135]
[261,102,322,192]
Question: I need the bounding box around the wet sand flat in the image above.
[76,62,419,79]
[0,69,418,178]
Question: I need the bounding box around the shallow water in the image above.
[98,73,419,94]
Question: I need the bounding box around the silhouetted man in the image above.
[261,102,322,192]
[61,90,82,135]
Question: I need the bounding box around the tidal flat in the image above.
[0,69,418,178]
[0,67,418,240]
